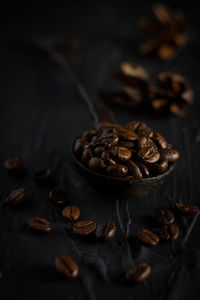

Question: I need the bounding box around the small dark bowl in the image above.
[71,146,175,198]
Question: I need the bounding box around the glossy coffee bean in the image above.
[28,217,52,232]
[106,164,128,178]
[139,146,160,164]
[62,206,80,221]
[137,163,150,177]
[126,262,151,284]
[139,136,153,148]
[95,221,116,241]
[73,220,96,236]
[81,148,92,165]
[156,209,174,224]
[119,141,135,149]
[126,160,143,179]
[74,138,88,155]
[6,187,27,205]
[139,127,154,138]
[176,202,198,214]
[88,157,105,171]
[4,157,24,173]
[160,149,179,162]
[160,224,179,241]
[113,127,138,141]
[55,255,79,279]
[49,188,68,206]
[33,168,53,182]
[111,146,132,162]
[153,132,168,149]
[138,229,159,246]
[152,159,168,174]
[99,133,119,147]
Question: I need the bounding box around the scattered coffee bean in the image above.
[49,188,68,206]
[160,223,179,241]
[73,220,96,236]
[4,157,24,173]
[55,255,79,279]
[176,202,198,215]
[138,229,159,246]
[62,206,80,221]
[156,209,174,225]
[6,187,27,205]
[95,221,116,241]
[126,262,151,284]
[28,217,52,232]
[33,168,53,182]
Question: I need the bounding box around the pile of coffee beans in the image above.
[74,121,179,179]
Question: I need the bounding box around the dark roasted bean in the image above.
[99,133,119,147]
[88,157,105,171]
[62,206,80,221]
[138,229,159,246]
[74,138,88,155]
[126,160,143,179]
[6,187,27,205]
[156,209,174,224]
[126,262,151,284]
[119,141,135,148]
[49,188,68,206]
[82,129,97,140]
[55,255,79,279]
[4,157,24,173]
[106,164,128,178]
[113,127,138,141]
[101,151,110,162]
[176,202,198,214]
[159,149,179,162]
[139,146,160,164]
[93,147,105,157]
[73,220,96,236]
[33,168,53,182]
[137,163,150,177]
[28,217,52,232]
[151,159,168,174]
[96,221,116,241]
[111,146,132,162]
[160,224,179,241]
[153,132,168,149]
[81,148,92,165]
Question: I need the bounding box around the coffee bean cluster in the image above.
[74,121,179,179]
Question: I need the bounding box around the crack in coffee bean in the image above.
[160,223,179,241]
[28,217,52,232]
[62,206,80,221]
[138,229,159,246]
[73,220,96,236]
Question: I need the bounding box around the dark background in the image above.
[1,1,200,299]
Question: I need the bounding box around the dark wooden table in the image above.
[1,1,200,299]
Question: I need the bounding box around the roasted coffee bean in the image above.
[139,136,154,148]
[62,206,80,221]
[126,175,135,181]
[113,127,138,141]
[151,160,168,174]
[99,133,119,147]
[156,209,174,224]
[95,221,116,241]
[33,168,53,182]
[126,121,147,132]
[176,202,198,214]
[153,132,168,149]
[119,141,135,148]
[101,151,110,162]
[82,129,97,140]
[106,164,128,178]
[138,229,159,246]
[88,157,105,171]
[126,160,143,179]
[28,217,52,232]
[81,148,92,165]
[4,157,24,173]
[160,149,179,162]
[126,262,151,284]
[49,188,68,206]
[55,255,79,279]
[6,187,27,205]
[111,146,132,162]
[139,146,160,164]
[137,163,150,177]
[93,147,105,157]
[73,220,96,236]
[74,138,88,155]
[108,158,117,165]
[139,127,154,138]
[160,224,179,241]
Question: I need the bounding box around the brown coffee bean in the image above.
[139,146,160,164]
[55,255,79,279]
[106,164,128,178]
[4,157,24,173]
[156,209,174,224]
[160,224,179,241]
[81,148,92,165]
[28,217,52,232]
[126,121,147,132]
[82,129,97,140]
[139,136,153,148]
[99,133,119,147]
[62,206,80,221]
[153,132,168,149]
[138,229,159,246]
[93,147,105,157]
[49,188,68,206]
[160,149,179,162]
[176,202,198,215]
[119,141,135,148]
[151,160,168,174]
[74,138,88,155]
[95,221,116,241]
[33,168,53,182]
[101,151,110,162]
[111,146,132,162]
[88,157,105,171]
[113,127,138,141]
[137,163,150,177]
[139,127,154,138]
[126,262,151,284]
[73,220,96,236]
[6,187,27,205]
[126,160,143,179]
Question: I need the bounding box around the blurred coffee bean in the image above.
[73,220,96,236]
[139,127,154,138]
[4,157,24,173]
[160,224,179,241]
[88,157,105,171]
[126,262,151,284]
[96,221,116,241]
[156,209,174,224]
[107,164,128,178]
[138,229,159,246]
[74,138,88,156]
[111,146,132,162]
[49,188,68,206]
[33,168,53,182]
[160,149,179,162]
[28,217,52,232]
[137,163,150,177]
[93,147,105,157]
[62,206,80,221]
[119,141,135,148]
[101,151,110,162]
[81,148,92,165]
[82,129,97,140]
[126,160,143,179]
[55,255,79,279]
[176,202,198,214]
[6,187,27,205]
